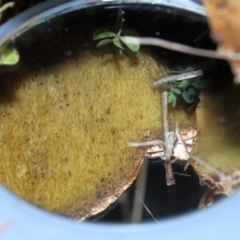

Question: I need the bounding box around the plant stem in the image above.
[162,91,169,140]
[162,91,175,186]
[129,139,165,147]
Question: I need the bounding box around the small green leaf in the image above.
[172,88,181,95]
[0,2,14,20]
[96,39,113,48]
[167,92,175,103]
[187,87,199,103]
[0,2,14,13]
[178,80,189,89]
[187,87,197,97]
[192,79,208,89]
[93,29,117,40]
[113,37,124,50]
[168,92,177,107]
[0,48,20,65]
[182,90,193,104]
[120,36,140,52]
[168,81,180,88]
[172,97,177,108]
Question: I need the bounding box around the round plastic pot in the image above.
[0,1,239,239]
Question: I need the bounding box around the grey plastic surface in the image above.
[1,183,240,240]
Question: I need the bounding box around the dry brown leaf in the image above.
[203,0,240,83]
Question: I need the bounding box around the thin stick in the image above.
[135,190,159,223]
[126,37,240,60]
[162,91,175,186]
[184,161,190,171]
[175,124,190,159]
[174,172,191,177]
[129,139,165,147]
[165,160,175,185]
[131,159,148,222]
[162,91,169,140]
[151,69,203,88]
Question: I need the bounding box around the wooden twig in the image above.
[162,91,169,140]
[164,132,176,160]
[129,139,165,147]
[162,91,175,186]
[129,92,179,186]
[165,159,176,186]
[174,172,191,177]
[151,69,203,88]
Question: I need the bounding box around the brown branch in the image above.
[165,159,176,186]
[162,91,175,186]
[162,91,169,141]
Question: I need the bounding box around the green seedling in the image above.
[0,1,20,66]
[167,69,209,110]
[93,28,140,53]
[0,1,14,21]
[0,47,19,65]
